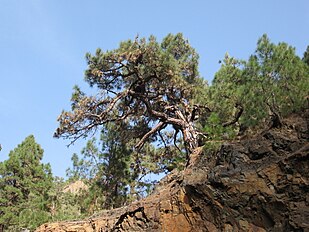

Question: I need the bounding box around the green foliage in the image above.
[201,112,236,152]
[209,34,309,133]
[208,53,245,125]
[47,177,85,221]
[55,33,205,156]
[64,121,186,215]
[250,35,308,116]
[302,45,309,66]
[66,123,143,213]
[0,135,53,231]
[204,113,226,140]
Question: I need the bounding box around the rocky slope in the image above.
[36,112,309,231]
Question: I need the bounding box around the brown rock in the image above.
[36,113,309,231]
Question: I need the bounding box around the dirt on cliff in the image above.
[36,111,309,232]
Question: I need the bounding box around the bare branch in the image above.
[135,121,166,150]
[222,103,243,127]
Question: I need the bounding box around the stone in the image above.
[36,112,309,232]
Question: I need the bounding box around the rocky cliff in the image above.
[36,112,309,232]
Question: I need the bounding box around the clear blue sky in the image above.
[1,0,308,177]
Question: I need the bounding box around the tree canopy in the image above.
[208,34,308,132]
[0,135,53,231]
[55,33,208,156]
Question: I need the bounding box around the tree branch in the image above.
[222,103,243,127]
[135,121,166,150]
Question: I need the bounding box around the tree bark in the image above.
[182,122,198,154]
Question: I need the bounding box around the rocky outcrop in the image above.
[36,112,309,231]
[63,180,88,194]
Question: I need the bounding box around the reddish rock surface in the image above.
[36,112,309,231]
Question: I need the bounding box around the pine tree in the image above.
[209,34,309,133]
[55,33,208,159]
[248,35,308,118]
[208,53,245,131]
[66,122,163,214]
[47,177,85,222]
[0,135,53,231]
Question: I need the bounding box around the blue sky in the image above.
[0,0,308,177]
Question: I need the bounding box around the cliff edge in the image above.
[36,112,309,231]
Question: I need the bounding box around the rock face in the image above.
[36,112,309,232]
[63,180,88,194]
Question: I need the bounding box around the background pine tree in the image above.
[0,135,53,231]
